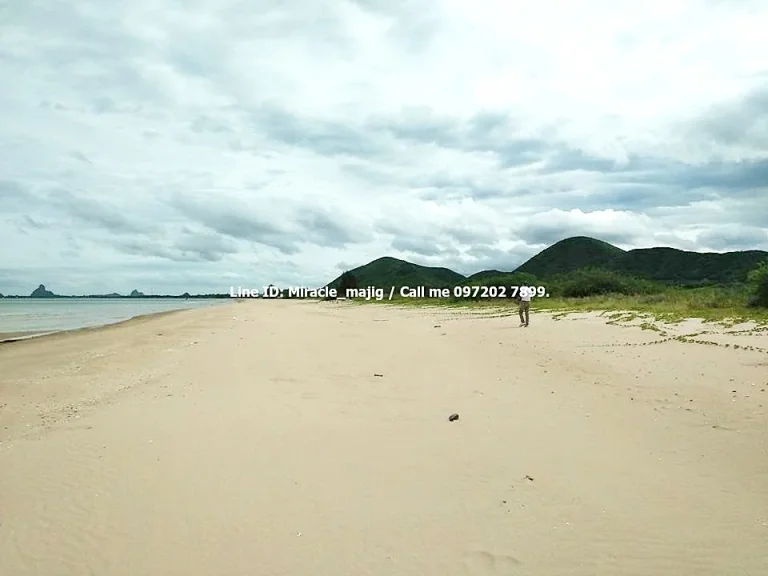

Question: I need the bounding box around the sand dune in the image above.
[1,300,767,575]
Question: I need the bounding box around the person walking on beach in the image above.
[518,286,531,327]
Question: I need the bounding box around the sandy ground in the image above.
[1,300,767,575]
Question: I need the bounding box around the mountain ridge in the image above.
[329,237,768,288]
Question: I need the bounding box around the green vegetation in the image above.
[337,271,358,293]
[323,237,768,321]
[515,236,767,286]
[536,285,768,323]
[516,236,625,277]
[326,256,464,291]
[747,260,768,308]
[617,247,768,285]
[548,268,661,298]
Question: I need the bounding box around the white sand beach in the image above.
[1,300,767,575]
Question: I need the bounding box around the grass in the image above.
[342,285,768,325]
[534,286,768,324]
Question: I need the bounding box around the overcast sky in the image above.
[1,0,767,295]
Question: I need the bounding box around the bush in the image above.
[551,268,661,298]
[338,270,358,297]
[747,261,768,308]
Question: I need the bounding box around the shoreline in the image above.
[0,330,57,342]
[0,300,233,344]
[0,307,221,345]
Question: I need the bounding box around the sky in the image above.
[1,0,767,295]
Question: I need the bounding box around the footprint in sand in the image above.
[462,550,521,575]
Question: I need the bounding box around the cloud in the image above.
[1,0,767,294]
[697,225,768,252]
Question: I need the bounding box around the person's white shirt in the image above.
[519,287,532,302]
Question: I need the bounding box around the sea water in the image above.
[0,298,226,335]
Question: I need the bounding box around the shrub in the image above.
[551,268,661,298]
[338,271,358,297]
[747,261,768,308]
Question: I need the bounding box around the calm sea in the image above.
[0,298,228,336]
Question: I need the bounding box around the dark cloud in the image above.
[295,207,360,248]
[697,226,768,251]
[252,106,548,170]
[0,179,30,207]
[662,159,768,193]
[375,219,494,248]
[390,236,458,257]
[13,215,50,235]
[112,229,238,263]
[168,195,364,255]
[446,225,498,245]
[371,109,549,169]
[595,157,768,195]
[690,86,768,150]
[68,151,93,164]
[113,240,206,262]
[6,3,168,109]
[169,195,300,254]
[50,191,153,235]
[540,148,632,174]
[250,105,387,158]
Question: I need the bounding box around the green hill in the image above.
[614,247,767,285]
[326,237,768,293]
[511,237,767,285]
[515,237,626,277]
[327,257,465,290]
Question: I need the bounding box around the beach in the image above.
[1,300,767,575]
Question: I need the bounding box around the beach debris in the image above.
[524,475,534,482]
[448,413,459,422]
[374,373,384,377]
[434,324,441,328]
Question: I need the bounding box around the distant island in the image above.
[0,284,230,299]
[30,284,56,298]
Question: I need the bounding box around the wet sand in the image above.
[0,330,53,342]
[1,300,767,575]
